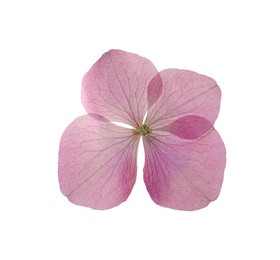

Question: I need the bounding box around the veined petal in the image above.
[143,129,226,211]
[82,50,158,125]
[145,69,221,128]
[159,115,213,139]
[58,115,139,210]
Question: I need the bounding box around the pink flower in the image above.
[58,50,226,211]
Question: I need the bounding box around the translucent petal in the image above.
[58,115,139,210]
[145,69,221,128]
[143,129,226,211]
[82,49,158,125]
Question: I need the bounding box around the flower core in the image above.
[136,124,151,136]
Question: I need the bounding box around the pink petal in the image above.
[143,129,226,211]
[58,115,139,210]
[147,72,163,109]
[145,69,221,128]
[159,115,213,139]
[82,50,158,126]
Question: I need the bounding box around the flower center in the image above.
[136,124,151,136]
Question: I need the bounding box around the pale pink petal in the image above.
[58,114,139,210]
[82,50,158,126]
[143,129,226,211]
[145,69,221,128]
[159,115,213,139]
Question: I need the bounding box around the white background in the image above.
[1,0,279,259]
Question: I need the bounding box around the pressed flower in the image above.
[58,50,226,211]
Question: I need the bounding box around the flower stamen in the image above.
[136,124,151,136]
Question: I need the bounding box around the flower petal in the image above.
[58,115,139,210]
[82,50,158,125]
[147,72,163,109]
[143,129,226,211]
[145,69,221,128]
[158,115,213,139]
